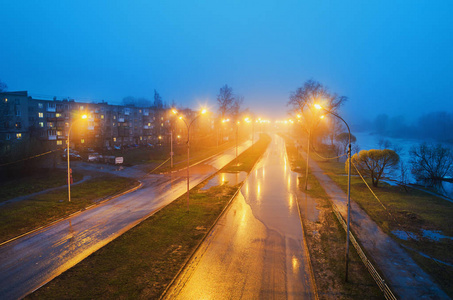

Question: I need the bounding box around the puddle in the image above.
[422,230,453,242]
[392,229,453,242]
[201,172,247,190]
[392,230,418,241]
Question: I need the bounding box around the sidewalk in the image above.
[301,151,449,299]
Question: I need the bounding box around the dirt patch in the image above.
[300,195,385,299]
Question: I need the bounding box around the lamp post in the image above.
[67,114,87,202]
[177,109,207,211]
[315,104,352,282]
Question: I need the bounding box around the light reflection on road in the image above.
[0,141,252,300]
[164,134,315,299]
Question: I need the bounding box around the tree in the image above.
[409,143,453,185]
[0,80,7,92]
[217,84,242,119]
[153,90,163,108]
[335,132,357,155]
[217,84,240,119]
[348,149,400,187]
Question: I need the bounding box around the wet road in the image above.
[164,134,316,299]
[0,141,251,300]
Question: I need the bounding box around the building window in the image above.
[38,112,44,118]
[57,140,63,145]
[80,105,84,110]
[38,103,43,109]
[57,131,63,136]
[15,106,21,116]
[15,122,21,129]
[6,133,10,140]
[4,98,7,103]
[16,133,22,140]
[101,115,104,119]
[39,122,44,127]
[81,139,85,144]
[47,122,54,128]
[56,113,62,118]
[113,137,117,142]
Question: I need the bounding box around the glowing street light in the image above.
[315,103,352,282]
[67,114,87,202]
[176,108,208,211]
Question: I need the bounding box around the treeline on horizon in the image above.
[355,111,453,143]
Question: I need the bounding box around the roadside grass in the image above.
[222,133,271,173]
[282,135,384,299]
[0,169,83,204]
[314,148,453,297]
[0,175,138,244]
[27,134,271,299]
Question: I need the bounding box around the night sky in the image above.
[1,1,452,123]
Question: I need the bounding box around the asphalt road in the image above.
[0,141,251,300]
[164,134,316,299]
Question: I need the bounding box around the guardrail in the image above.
[331,203,398,300]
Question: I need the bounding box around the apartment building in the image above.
[0,91,206,157]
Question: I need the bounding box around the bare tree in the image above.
[409,143,453,185]
[348,149,400,187]
[335,132,357,155]
[288,79,347,137]
[217,84,242,119]
[0,80,7,92]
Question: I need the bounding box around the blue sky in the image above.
[1,0,452,123]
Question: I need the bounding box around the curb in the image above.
[0,180,143,247]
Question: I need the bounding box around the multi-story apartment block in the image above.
[0,91,211,159]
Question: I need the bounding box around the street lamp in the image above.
[67,114,87,202]
[177,108,207,211]
[315,103,352,282]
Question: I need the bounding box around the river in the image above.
[353,131,453,199]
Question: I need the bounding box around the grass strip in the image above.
[282,134,384,299]
[0,169,83,203]
[27,134,271,299]
[313,144,453,297]
[0,175,138,244]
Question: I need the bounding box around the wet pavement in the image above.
[0,141,252,300]
[164,134,315,299]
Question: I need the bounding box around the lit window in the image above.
[140,136,143,141]
[48,122,54,128]
[81,139,85,144]
[38,112,43,118]
[4,98,7,103]
[113,137,116,142]
[39,122,44,127]
[161,123,163,127]
[57,131,62,136]
[148,123,151,126]
[56,113,62,118]
[16,133,22,139]
[56,140,63,145]
[80,106,84,110]
[113,116,116,120]
[101,115,104,119]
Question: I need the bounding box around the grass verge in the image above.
[282,134,384,299]
[313,144,453,297]
[27,134,271,299]
[0,169,83,204]
[0,175,138,244]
